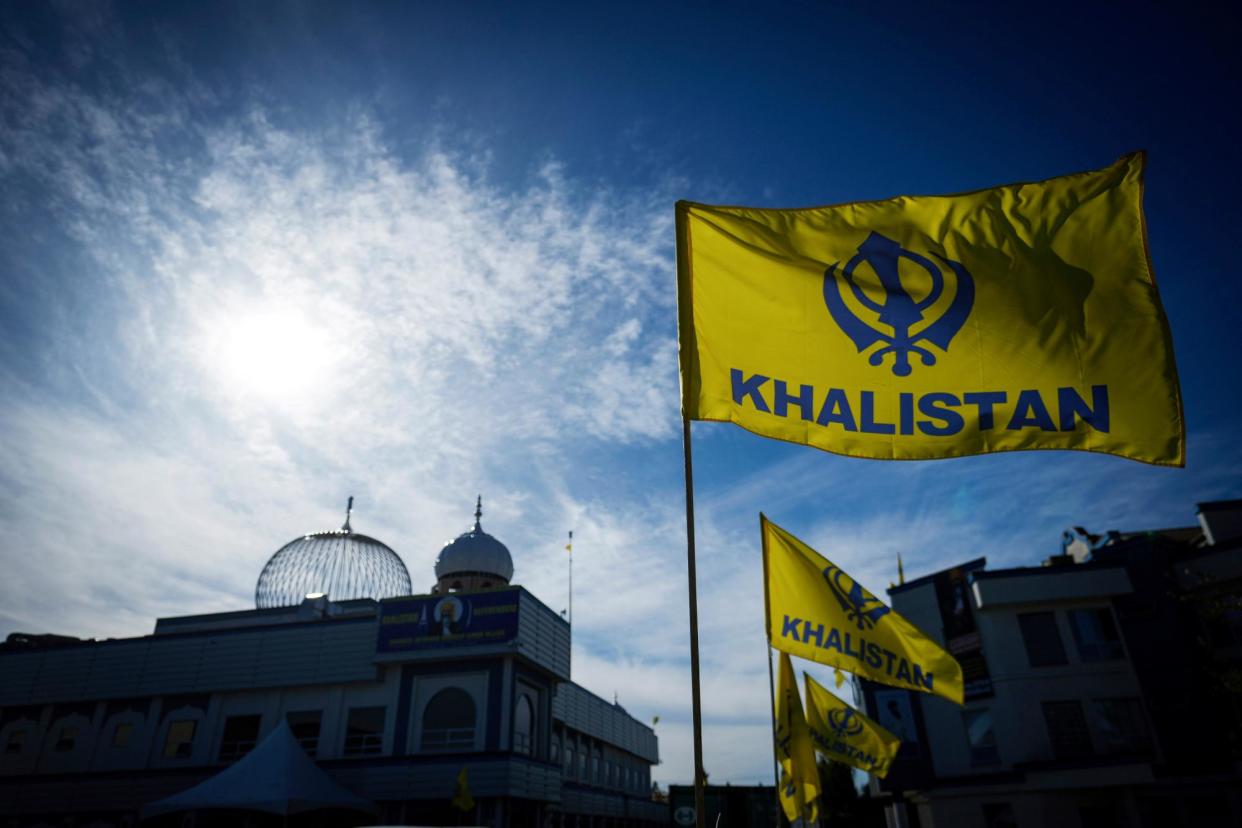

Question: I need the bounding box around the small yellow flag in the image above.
[676,153,1183,466]
[804,672,901,778]
[763,515,964,705]
[452,766,474,812]
[775,652,820,824]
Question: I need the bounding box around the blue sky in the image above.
[1,2,1240,786]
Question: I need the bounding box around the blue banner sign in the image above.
[377,590,519,653]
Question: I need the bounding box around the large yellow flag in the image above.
[763,515,964,705]
[676,153,1183,466]
[775,652,820,824]
[803,672,901,778]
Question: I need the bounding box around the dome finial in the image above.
[342,496,354,533]
[474,494,483,530]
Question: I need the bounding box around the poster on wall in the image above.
[377,589,519,653]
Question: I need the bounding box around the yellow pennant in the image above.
[763,515,964,705]
[804,672,901,778]
[775,652,820,824]
[676,153,1183,466]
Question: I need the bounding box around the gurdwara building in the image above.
[0,499,664,827]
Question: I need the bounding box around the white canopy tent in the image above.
[141,720,376,820]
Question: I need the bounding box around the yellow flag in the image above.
[763,515,964,705]
[451,766,474,812]
[676,153,1183,466]
[775,652,820,824]
[804,672,901,778]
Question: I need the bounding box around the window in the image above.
[550,737,560,763]
[962,709,999,765]
[514,695,534,755]
[579,750,587,779]
[1069,608,1124,661]
[1089,698,1148,754]
[421,688,475,751]
[218,714,261,761]
[592,753,600,784]
[4,729,25,754]
[1018,612,1067,667]
[287,710,322,755]
[344,707,386,756]
[565,745,575,775]
[53,725,78,752]
[1042,700,1092,759]
[163,720,197,758]
[112,722,133,748]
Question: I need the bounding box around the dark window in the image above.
[579,750,587,779]
[565,744,575,774]
[592,752,601,783]
[112,722,133,748]
[550,737,560,763]
[982,802,1017,828]
[421,688,475,751]
[1088,698,1148,754]
[1042,700,1092,759]
[1068,608,1125,661]
[514,695,534,755]
[962,709,999,765]
[287,710,322,755]
[4,729,25,754]
[218,714,261,761]
[53,725,78,752]
[163,720,197,758]
[1018,612,1067,667]
[344,707,386,756]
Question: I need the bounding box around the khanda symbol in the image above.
[827,707,865,738]
[823,564,891,631]
[823,232,975,377]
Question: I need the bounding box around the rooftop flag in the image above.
[676,153,1183,466]
[762,515,964,705]
[804,672,901,778]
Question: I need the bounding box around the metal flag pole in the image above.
[567,530,574,629]
[681,417,707,828]
[761,515,783,820]
[766,647,782,818]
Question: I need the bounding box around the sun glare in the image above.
[205,306,339,405]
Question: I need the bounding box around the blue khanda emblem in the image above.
[823,232,975,377]
[823,564,891,631]
[827,707,865,739]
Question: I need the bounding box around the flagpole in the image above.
[761,515,783,821]
[681,417,707,828]
[766,647,781,815]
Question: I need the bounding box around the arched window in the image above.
[421,688,476,750]
[514,694,534,754]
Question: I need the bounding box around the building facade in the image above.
[861,499,1242,828]
[0,502,664,827]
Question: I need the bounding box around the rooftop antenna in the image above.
[474,494,483,530]
[342,496,353,533]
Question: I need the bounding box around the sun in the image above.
[203,305,340,405]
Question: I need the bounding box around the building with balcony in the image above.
[860,499,1242,828]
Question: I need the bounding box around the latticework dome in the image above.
[255,498,412,608]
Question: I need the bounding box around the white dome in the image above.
[435,497,514,583]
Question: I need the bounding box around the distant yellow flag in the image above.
[775,652,820,824]
[763,515,964,705]
[451,767,474,812]
[804,672,901,778]
[676,153,1183,466]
